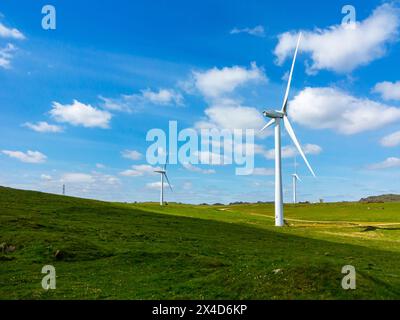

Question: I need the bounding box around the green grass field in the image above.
[1,186,400,299]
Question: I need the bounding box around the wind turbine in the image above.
[292,157,301,204]
[154,163,172,206]
[260,33,316,227]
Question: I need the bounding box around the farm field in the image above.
[1,186,400,299]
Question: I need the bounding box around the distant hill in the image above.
[360,194,400,203]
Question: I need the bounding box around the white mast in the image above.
[260,33,316,226]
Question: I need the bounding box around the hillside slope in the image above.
[360,194,400,203]
[1,186,400,299]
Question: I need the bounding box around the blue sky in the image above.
[0,0,400,204]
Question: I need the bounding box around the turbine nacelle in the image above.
[292,173,301,182]
[263,110,285,119]
[154,170,166,174]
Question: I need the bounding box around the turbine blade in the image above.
[283,116,316,177]
[164,152,169,171]
[294,174,302,182]
[163,173,173,191]
[260,119,275,132]
[281,32,302,114]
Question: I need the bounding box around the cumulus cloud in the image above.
[23,121,63,133]
[380,131,400,147]
[59,172,120,186]
[288,87,400,134]
[192,62,266,99]
[251,168,275,176]
[183,163,216,174]
[100,88,183,112]
[94,172,120,185]
[193,150,231,166]
[373,81,400,101]
[0,22,25,39]
[146,181,171,190]
[121,150,142,161]
[264,144,322,160]
[230,25,265,37]
[367,157,400,170]
[0,43,16,69]
[119,164,161,177]
[50,100,112,128]
[61,173,94,184]
[2,150,47,163]
[141,88,183,106]
[40,174,52,180]
[194,99,271,138]
[99,96,132,112]
[0,20,25,69]
[274,3,400,73]
[188,63,271,136]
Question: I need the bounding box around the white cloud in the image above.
[183,163,216,174]
[230,25,265,37]
[264,144,322,160]
[251,168,275,176]
[367,157,400,170]
[60,172,120,185]
[194,150,232,166]
[373,81,400,101]
[99,96,133,112]
[380,131,400,147]
[121,150,142,161]
[0,43,16,69]
[96,163,105,169]
[23,121,63,133]
[146,181,171,190]
[288,87,400,134]
[40,174,52,181]
[141,88,183,106]
[0,19,24,69]
[193,62,266,98]
[274,3,400,73]
[194,99,270,136]
[50,100,112,128]
[100,88,183,112]
[190,63,270,136]
[61,173,94,184]
[2,150,47,163]
[0,22,25,39]
[182,181,192,190]
[94,172,120,185]
[119,164,160,177]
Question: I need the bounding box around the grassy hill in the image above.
[1,186,400,299]
[360,194,400,203]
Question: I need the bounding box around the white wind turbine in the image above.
[292,156,301,204]
[154,162,173,206]
[260,33,316,227]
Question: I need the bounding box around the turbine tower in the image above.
[292,156,301,204]
[154,163,172,206]
[260,33,316,227]
[292,173,301,204]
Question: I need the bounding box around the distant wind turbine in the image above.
[154,162,172,206]
[292,157,301,204]
[260,33,316,227]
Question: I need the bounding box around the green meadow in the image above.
[1,186,400,299]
